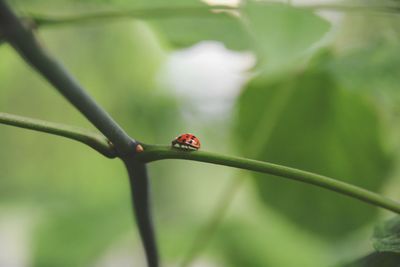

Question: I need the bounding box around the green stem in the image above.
[137,145,400,214]
[0,112,116,158]
[25,3,400,29]
[29,6,235,27]
[303,4,400,14]
[123,159,159,267]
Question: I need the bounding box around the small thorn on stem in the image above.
[136,144,144,153]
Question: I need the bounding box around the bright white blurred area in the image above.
[160,0,340,121]
[0,212,32,267]
[202,0,240,6]
[159,42,255,118]
[93,239,144,267]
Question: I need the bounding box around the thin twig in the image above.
[29,5,236,27]
[137,145,400,215]
[24,3,400,30]
[303,3,400,14]
[0,112,116,158]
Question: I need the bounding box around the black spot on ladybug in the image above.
[189,140,193,144]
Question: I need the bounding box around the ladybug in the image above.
[171,133,201,150]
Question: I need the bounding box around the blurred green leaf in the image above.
[235,54,392,240]
[150,10,250,51]
[242,2,330,71]
[15,1,331,71]
[343,252,400,267]
[217,213,329,267]
[373,216,400,253]
[327,41,400,148]
[329,42,400,94]
[151,2,330,70]
[343,216,400,267]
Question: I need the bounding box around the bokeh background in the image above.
[1,0,400,266]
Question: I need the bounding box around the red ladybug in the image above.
[172,133,201,150]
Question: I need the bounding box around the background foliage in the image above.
[1,0,400,266]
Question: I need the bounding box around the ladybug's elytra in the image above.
[172,133,201,150]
